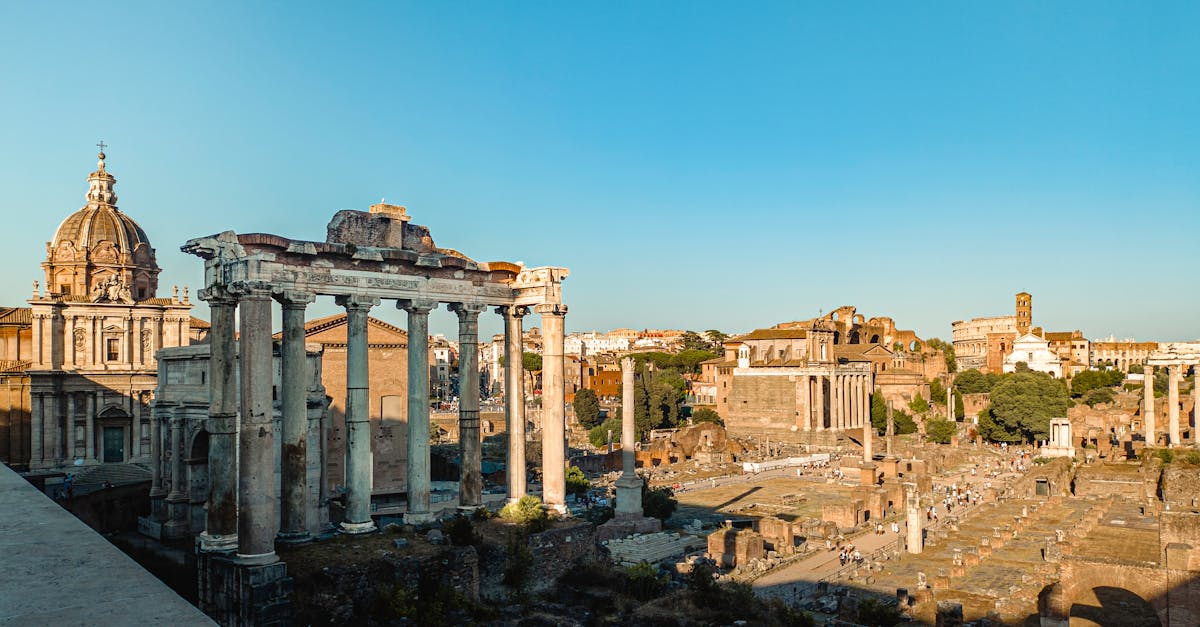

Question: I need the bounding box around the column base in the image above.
[544,503,569,516]
[456,505,483,515]
[198,531,239,553]
[505,495,525,505]
[275,530,313,545]
[403,511,437,526]
[339,520,378,535]
[233,551,279,566]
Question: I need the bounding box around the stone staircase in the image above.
[69,463,152,495]
[603,531,702,566]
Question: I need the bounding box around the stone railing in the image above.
[0,360,30,373]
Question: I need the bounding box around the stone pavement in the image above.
[752,523,904,600]
[0,463,213,626]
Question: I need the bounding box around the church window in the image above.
[106,338,119,361]
[60,284,71,295]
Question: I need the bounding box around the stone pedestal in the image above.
[860,462,877,486]
[198,549,292,626]
[935,600,963,627]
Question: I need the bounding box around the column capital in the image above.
[274,290,316,308]
[495,305,530,318]
[449,302,487,322]
[197,286,238,305]
[621,357,636,373]
[398,298,439,315]
[227,280,273,299]
[336,294,380,311]
[533,303,568,317]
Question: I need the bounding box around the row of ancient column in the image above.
[30,390,145,469]
[197,284,569,563]
[1143,363,1199,447]
[797,372,872,431]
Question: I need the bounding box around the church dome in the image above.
[42,150,161,301]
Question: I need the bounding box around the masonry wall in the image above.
[726,375,798,434]
[323,344,409,493]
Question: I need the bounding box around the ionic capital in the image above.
[533,303,568,317]
[226,280,273,299]
[275,290,317,308]
[449,302,487,322]
[335,294,380,312]
[397,299,439,315]
[495,305,530,319]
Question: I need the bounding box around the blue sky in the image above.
[2,2,1197,342]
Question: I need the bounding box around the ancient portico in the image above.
[1145,343,1200,447]
[183,204,569,623]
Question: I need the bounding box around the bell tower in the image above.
[1015,292,1032,335]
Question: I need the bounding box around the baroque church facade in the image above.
[0,150,194,471]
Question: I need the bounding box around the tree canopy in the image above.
[572,388,601,429]
[980,371,1069,443]
[870,392,917,435]
[1069,368,1124,398]
[925,337,957,373]
[925,419,957,444]
[692,407,723,426]
[954,369,1001,395]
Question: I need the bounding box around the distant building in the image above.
[1090,336,1158,372]
[2,151,194,472]
[1002,333,1063,377]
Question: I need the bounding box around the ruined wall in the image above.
[1059,557,1169,626]
[1074,463,1145,499]
[725,375,798,434]
[1162,466,1200,512]
[526,521,596,592]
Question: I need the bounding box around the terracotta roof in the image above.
[190,316,211,329]
[1043,331,1080,342]
[272,313,408,340]
[0,307,31,325]
[736,328,809,341]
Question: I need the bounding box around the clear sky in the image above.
[2,1,1197,342]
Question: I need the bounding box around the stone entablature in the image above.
[184,204,571,592]
[1144,344,1200,448]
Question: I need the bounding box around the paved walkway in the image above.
[0,464,213,626]
[753,524,904,601]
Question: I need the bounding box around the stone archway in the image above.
[97,406,130,463]
[1050,559,1171,627]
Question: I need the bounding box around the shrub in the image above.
[692,407,723,426]
[588,416,622,449]
[500,494,550,531]
[1187,451,1200,466]
[442,514,480,546]
[908,395,930,414]
[566,465,590,497]
[857,598,904,627]
[1082,386,1115,407]
[1157,448,1175,464]
[925,419,957,444]
[623,562,668,601]
[641,481,677,521]
[502,531,533,596]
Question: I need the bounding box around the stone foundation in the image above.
[197,550,292,626]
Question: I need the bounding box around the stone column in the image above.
[43,395,58,466]
[29,393,42,470]
[236,285,277,562]
[886,399,896,458]
[1194,365,1200,444]
[65,394,76,461]
[615,357,643,517]
[85,392,95,462]
[800,374,811,431]
[199,291,237,552]
[401,299,437,525]
[338,295,380,534]
[1169,364,1181,446]
[537,303,568,513]
[163,415,189,539]
[278,291,315,543]
[815,375,826,430]
[863,404,873,461]
[852,375,862,429]
[149,404,167,523]
[831,374,842,431]
[905,482,923,554]
[499,306,529,502]
[1144,365,1156,444]
[451,302,486,511]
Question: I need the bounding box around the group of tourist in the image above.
[837,545,863,566]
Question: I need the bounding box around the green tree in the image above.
[692,407,723,426]
[929,378,947,404]
[674,349,718,374]
[641,480,677,521]
[908,395,930,414]
[983,371,1069,443]
[588,416,622,449]
[1070,369,1124,398]
[870,392,917,435]
[1082,386,1116,407]
[565,465,590,497]
[954,369,999,394]
[925,337,957,373]
[704,329,730,352]
[925,419,957,444]
[522,352,542,395]
[572,388,601,429]
[680,331,710,352]
[954,391,965,419]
